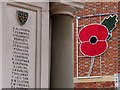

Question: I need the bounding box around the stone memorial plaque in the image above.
[3,4,38,88]
[114,73,120,89]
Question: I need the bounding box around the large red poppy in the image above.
[79,24,108,57]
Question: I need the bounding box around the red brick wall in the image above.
[74,2,119,88]
[74,81,115,89]
[118,2,120,74]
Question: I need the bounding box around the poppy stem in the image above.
[87,57,95,77]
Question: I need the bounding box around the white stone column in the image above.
[50,2,84,88]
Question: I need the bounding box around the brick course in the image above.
[74,81,115,89]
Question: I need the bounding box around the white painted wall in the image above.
[41,6,50,89]
[33,2,50,88]
[28,2,50,88]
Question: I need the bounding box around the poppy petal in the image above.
[80,41,107,57]
[79,24,108,42]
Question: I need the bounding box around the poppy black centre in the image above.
[90,36,97,44]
